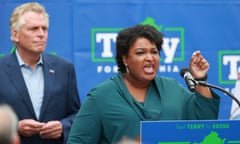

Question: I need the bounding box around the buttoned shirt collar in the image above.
[15,49,43,67]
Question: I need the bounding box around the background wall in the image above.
[1,0,240,119]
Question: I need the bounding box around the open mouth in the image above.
[143,64,155,74]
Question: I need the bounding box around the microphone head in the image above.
[180,67,190,78]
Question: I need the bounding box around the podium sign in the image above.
[141,120,240,144]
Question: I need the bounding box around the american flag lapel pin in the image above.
[49,69,55,73]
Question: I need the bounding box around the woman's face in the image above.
[123,37,160,83]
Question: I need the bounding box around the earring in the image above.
[125,64,129,73]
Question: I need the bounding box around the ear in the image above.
[11,30,19,42]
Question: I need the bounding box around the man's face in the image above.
[12,11,48,55]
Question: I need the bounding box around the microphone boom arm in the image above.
[194,80,240,107]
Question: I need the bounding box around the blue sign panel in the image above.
[1,0,240,119]
[141,120,240,144]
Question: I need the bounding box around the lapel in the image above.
[39,54,56,120]
[5,53,36,118]
[112,74,162,120]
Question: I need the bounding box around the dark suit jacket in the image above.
[0,52,81,144]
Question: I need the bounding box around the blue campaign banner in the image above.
[141,120,240,144]
[1,0,240,119]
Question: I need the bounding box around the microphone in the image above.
[180,67,196,92]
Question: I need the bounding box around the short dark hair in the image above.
[115,24,163,73]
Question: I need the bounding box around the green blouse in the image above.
[67,73,220,144]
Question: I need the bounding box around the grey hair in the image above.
[10,2,49,41]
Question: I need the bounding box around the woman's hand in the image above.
[190,50,209,80]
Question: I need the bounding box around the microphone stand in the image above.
[193,80,240,107]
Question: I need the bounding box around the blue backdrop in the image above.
[1,0,240,119]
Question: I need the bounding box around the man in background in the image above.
[0,2,80,144]
[0,104,20,144]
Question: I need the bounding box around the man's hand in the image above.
[39,120,63,139]
[18,119,45,137]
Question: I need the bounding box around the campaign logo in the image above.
[218,50,240,84]
[91,17,185,74]
[0,47,15,58]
